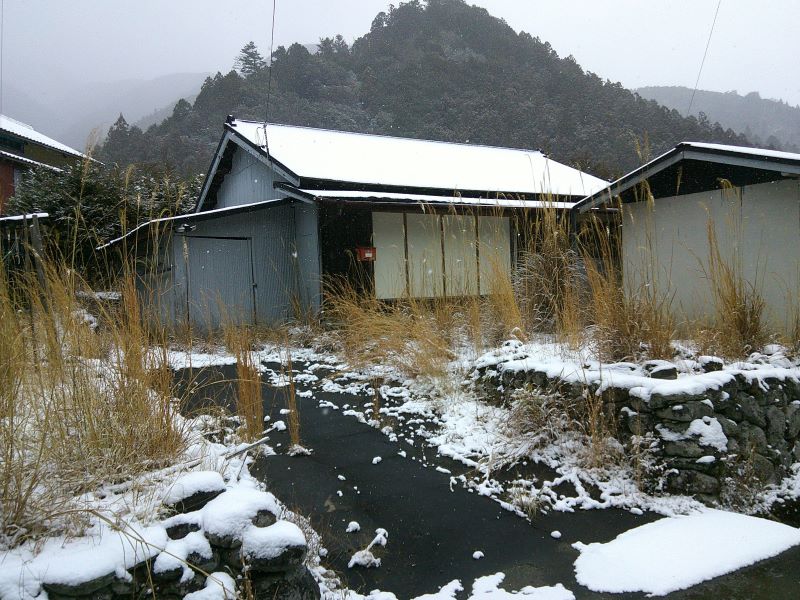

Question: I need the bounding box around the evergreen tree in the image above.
[234,41,266,77]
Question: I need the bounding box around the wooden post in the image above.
[30,215,49,301]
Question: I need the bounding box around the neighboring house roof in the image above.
[0,115,84,159]
[0,149,62,171]
[197,119,609,211]
[573,141,800,213]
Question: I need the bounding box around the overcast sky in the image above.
[4,0,800,106]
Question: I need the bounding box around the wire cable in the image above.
[263,0,277,149]
[687,0,722,117]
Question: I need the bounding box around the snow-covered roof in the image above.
[680,141,800,162]
[229,120,608,198]
[0,115,84,158]
[283,187,576,209]
[574,141,800,213]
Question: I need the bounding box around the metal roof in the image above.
[226,120,608,199]
[0,115,85,158]
[98,198,291,250]
[573,141,800,213]
[278,184,576,209]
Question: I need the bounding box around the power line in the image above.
[263,0,277,148]
[687,0,722,117]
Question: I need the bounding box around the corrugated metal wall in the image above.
[214,147,288,210]
[293,203,321,314]
[141,202,321,331]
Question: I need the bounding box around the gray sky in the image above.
[4,0,800,105]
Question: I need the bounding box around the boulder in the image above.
[667,470,720,496]
[765,406,787,447]
[42,572,116,597]
[655,401,714,423]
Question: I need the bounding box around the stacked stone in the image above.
[475,357,800,502]
[42,480,320,600]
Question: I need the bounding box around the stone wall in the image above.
[475,353,800,501]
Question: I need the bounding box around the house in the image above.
[121,118,607,330]
[573,142,800,329]
[0,115,85,212]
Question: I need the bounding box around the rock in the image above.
[793,441,800,462]
[750,453,777,484]
[765,406,787,446]
[645,361,678,380]
[166,521,201,540]
[786,404,800,439]
[625,412,654,436]
[187,550,220,574]
[110,577,137,596]
[718,416,739,438]
[168,489,224,515]
[667,470,720,495]
[699,356,724,372]
[246,544,307,574]
[251,567,320,600]
[663,440,706,458]
[738,396,767,428]
[253,508,277,528]
[43,572,116,597]
[655,401,714,423]
[649,392,699,411]
[739,422,768,454]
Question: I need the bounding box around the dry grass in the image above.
[223,325,265,442]
[504,386,623,470]
[322,275,453,381]
[0,260,186,546]
[702,212,767,358]
[514,204,583,340]
[580,212,675,362]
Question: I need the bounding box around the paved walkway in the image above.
[176,363,800,599]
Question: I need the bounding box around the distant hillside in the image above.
[636,86,800,152]
[100,0,748,179]
[4,73,209,150]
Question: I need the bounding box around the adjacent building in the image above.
[0,115,85,212]
[573,142,800,329]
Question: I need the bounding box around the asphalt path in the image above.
[175,363,800,599]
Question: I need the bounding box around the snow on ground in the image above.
[0,409,317,600]
[405,573,574,600]
[573,508,800,596]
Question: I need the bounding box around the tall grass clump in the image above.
[224,325,265,442]
[702,192,767,357]
[580,215,675,362]
[323,275,452,381]
[513,203,584,343]
[0,259,186,546]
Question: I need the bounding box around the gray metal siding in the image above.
[156,204,299,330]
[293,203,322,313]
[215,147,288,209]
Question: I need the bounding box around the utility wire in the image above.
[263,0,277,149]
[687,0,722,117]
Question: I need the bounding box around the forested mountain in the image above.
[636,86,800,152]
[100,0,748,180]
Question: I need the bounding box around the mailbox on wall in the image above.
[356,246,377,262]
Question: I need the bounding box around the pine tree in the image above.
[234,41,266,77]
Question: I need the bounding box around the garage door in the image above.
[186,236,255,330]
